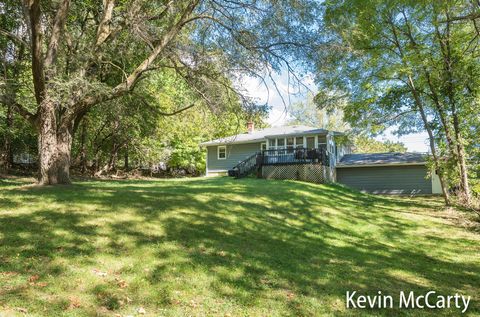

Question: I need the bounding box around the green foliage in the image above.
[317,0,480,196]
[287,93,349,131]
[71,68,263,175]
[352,135,407,153]
[1,0,321,182]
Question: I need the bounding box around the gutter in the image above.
[336,162,427,168]
[200,138,267,147]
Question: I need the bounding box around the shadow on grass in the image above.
[0,177,479,316]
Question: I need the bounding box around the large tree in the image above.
[317,0,480,205]
[1,0,321,184]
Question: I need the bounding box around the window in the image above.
[217,146,226,160]
[277,138,285,148]
[306,136,315,149]
[286,137,294,153]
[295,137,304,148]
[261,143,267,152]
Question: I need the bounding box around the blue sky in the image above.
[242,71,430,153]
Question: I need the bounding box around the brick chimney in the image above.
[247,121,254,134]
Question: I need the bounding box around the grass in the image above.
[0,176,479,316]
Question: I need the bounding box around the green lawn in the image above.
[0,177,479,316]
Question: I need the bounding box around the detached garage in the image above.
[336,153,442,195]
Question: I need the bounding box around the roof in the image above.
[200,125,335,146]
[337,152,428,167]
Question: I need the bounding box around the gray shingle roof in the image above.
[338,152,428,166]
[200,125,332,146]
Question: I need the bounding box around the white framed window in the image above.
[277,138,285,149]
[295,136,304,148]
[217,146,226,160]
[261,142,267,152]
[286,137,294,153]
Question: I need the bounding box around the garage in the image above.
[336,153,439,195]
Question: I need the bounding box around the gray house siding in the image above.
[207,142,263,173]
[337,165,432,194]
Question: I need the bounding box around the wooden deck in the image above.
[230,146,332,183]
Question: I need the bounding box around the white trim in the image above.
[336,162,427,168]
[266,131,328,138]
[260,142,267,151]
[217,145,227,160]
[431,169,442,194]
[314,135,318,148]
[202,139,267,147]
[205,149,209,176]
[205,169,228,177]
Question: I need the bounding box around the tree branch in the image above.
[110,1,200,97]
[68,1,200,122]
[135,94,196,116]
[0,95,37,124]
[45,0,70,70]
[25,0,45,104]
[0,29,28,47]
[441,11,480,22]
[95,0,115,47]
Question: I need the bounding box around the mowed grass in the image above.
[0,177,479,317]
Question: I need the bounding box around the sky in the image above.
[242,71,430,153]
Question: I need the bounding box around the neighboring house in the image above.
[200,124,442,195]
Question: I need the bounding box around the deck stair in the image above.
[231,152,262,178]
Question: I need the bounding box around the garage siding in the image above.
[337,165,432,194]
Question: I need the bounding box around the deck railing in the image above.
[260,146,329,166]
[230,145,329,179]
[231,152,261,178]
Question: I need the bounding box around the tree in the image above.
[2,0,322,184]
[70,68,263,176]
[286,92,349,131]
[352,135,407,153]
[316,0,480,205]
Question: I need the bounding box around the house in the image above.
[200,124,442,195]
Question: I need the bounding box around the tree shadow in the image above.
[0,177,479,316]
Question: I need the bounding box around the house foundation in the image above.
[261,164,330,184]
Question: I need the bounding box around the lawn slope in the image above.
[0,177,479,316]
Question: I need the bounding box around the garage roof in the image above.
[338,152,428,167]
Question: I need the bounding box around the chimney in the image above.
[247,121,254,134]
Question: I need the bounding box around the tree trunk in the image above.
[80,119,87,174]
[124,145,129,171]
[388,19,451,205]
[37,98,72,185]
[407,76,451,205]
[56,124,72,184]
[38,99,59,184]
[452,112,471,203]
[435,15,472,203]
[107,143,118,172]
[1,102,13,171]
[6,102,13,168]
[107,118,119,172]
